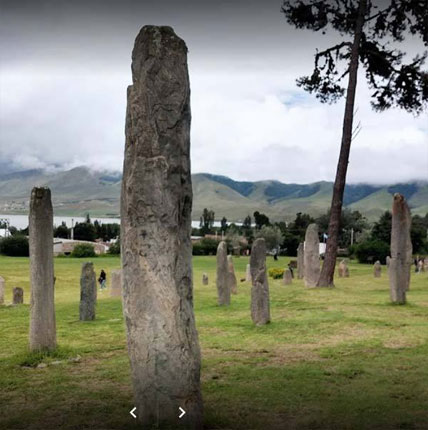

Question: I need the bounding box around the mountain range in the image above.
[0,166,427,221]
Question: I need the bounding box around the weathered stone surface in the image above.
[0,276,4,305]
[79,262,97,321]
[374,261,382,278]
[227,255,238,295]
[110,269,122,297]
[297,243,304,279]
[283,269,292,285]
[389,193,412,304]
[386,256,391,268]
[304,224,320,288]
[245,264,252,282]
[13,287,24,304]
[120,26,202,428]
[250,238,270,325]
[216,241,230,305]
[202,273,209,285]
[338,259,349,278]
[29,187,56,352]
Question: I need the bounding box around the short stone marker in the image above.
[227,255,238,295]
[245,264,252,282]
[297,242,304,279]
[250,238,270,325]
[283,269,292,285]
[374,261,382,278]
[110,269,122,297]
[304,224,320,288]
[0,276,4,305]
[13,287,24,305]
[389,193,412,304]
[216,241,230,305]
[80,262,97,321]
[202,273,209,285]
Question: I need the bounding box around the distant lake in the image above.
[0,214,222,230]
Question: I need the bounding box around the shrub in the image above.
[71,243,96,258]
[192,238,219,256]
[355,240,389,264]
[268,267,284,279]
[0,235,29,256]
[108,240,120,255]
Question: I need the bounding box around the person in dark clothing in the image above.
[98,269,107,291]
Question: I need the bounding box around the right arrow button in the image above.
[178,407,186,419]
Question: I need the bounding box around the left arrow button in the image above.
[130,407,137,419]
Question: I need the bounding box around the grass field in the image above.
[1,255,428,430]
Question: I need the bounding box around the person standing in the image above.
[98,269,107,291]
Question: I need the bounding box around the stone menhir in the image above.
[202,273,209,286]
[120,26,202,428]
[283,269,292,285]
[374,261,382,278]
[0,276,4,305]
[250,238,270,325]
[216,241,230,306]
[386,256,391,269]
[29,187,56,352]
[245,264,252,282]
[297,242,304,279]
[338,260,349,278]
[304,224,320,288]
[227,255,238,295]
[389,193,412,304]
[79,262,97,321]
[13,287,24,304]
[110,269,122,297]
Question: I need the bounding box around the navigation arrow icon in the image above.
[130,407,137,419]
[179,406,186,419]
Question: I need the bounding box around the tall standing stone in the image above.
[250,238,270,325]
[283,269,292,285]
[13,287,23,304]
[29,187,56,352]
[0,276,4,305]
[338,259,349,278]
[389,193,412,304]
[386,256,391,269]
[297,242,304,279]
[374,261,382,278]
[304,224,320,288]
[79,262,97,321]
[110,269,122,297]
[227,255,238,295]
[245,264,252,282]
[120,26,202,428]
[216,241,230,305]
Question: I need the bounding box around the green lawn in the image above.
[1,255,428,429]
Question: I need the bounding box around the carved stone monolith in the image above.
[297,243,304,279]
[13,287,23,304]
[202,273,209,285]
[250,238,270,325]
[227,255,238,294]
[389,193,412,304]
[79,262,97,321]
[245,264,252,282]
[216,241,229,306]
[283,269,292,285]
[338,259,349,278]
[0,276,4,305]
[121,26,202,428]
[304,224,320,288]
[374,261,382,278]
[110,269,122,297]
[29,187,56,352]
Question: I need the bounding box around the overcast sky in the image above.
[0,0,427,184]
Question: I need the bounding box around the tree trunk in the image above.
[317,0,367,287]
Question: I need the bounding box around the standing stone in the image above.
[250,238,270,325]
[121,26,202,428]
[79,262,97,321]
[245,264,252,282]
[110,269,122,297]
[216,241,229,305]
[0,276,4,305]
[374,261,382,278]
[13,287,24,304]
[283,269,292,285]
[227,255,238,295]
[29,187,56,352]
[344,265,350,278]
[389,193,412,304]
[386,256,391,269]
[304,224,320,288]
[297,242,304,279]
[202,273,209,285]
[338,259,349,278]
